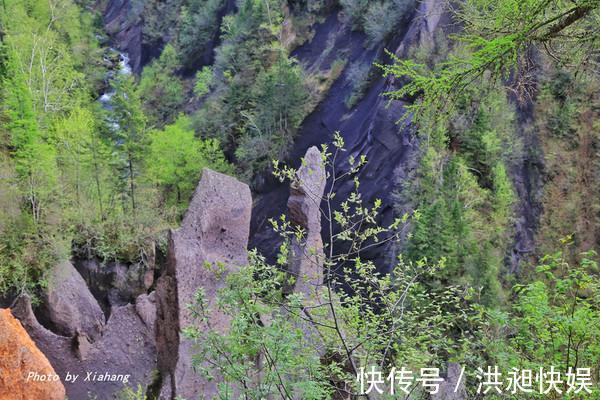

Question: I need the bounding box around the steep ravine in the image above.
[252,2,543,276]
[251,5,429,270]
[506,98,544,274]
[14,1,545,396]
[3,0,589,399]
[102,0,237,74]
[103,0,146,73]
[100,0,544,274]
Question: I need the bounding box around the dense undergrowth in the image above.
[0,0,598,398]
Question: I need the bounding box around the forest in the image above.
[0,0,598,399]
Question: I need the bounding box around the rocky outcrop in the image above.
[156,168,252,400]
[0,308,66,400]
[135,292,157,329]
[395,0,449,56]
[74,257,155,314]
[12,261,157,400]
[103,0,144,73]
[40,260,105,340]
[286,146,330,374]
[507,99,544,274]
[431,363,467,400]
[287,146,327,297]
[13,293,156,400]
[251,8,422,271]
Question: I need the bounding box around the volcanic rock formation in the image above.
[40,260,105,340]
[12,282,156,399]
[287,146,327,297]
[432,363,467,400]
[156,168,252,399]
[0,308,66,400]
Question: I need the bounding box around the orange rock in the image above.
[0,308,66,400]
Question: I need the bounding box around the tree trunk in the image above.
[128,152,136,214]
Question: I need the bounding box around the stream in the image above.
[98,49,132,129]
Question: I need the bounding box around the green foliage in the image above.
[535,69,599,260]
[399,80,518,304]
[340,0,415,45]
[68,107,112,215]
[107,74,148,213]
[378,4,599,391]
[407,154,486,286]
[547,101,577,138]
[386,32,519,306]
[190,0,313,181]
[185,251,331,399]
[0,216,59,297]
[0,3,597,399]
[193,66,214,98]
[344,60,372,108]
[176,0,225,69]
[543,70,582,139]
[145,116,233,208]
[138,44,185,126]
[363,0,414,45]
[0,0,239,295]
[379,0,599,122]
[482,248,599,398]
[2,58,59,224]
[0,0,88,115]
[0,0,99,295]
[71,202,169,264]
[406,139,515,305]
[235,52,309,177]
[141,0,184,52]
[490,163,514,225]
[118,384,147,400]
[339,0,369,28]
[186,139,481,398]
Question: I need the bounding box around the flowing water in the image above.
[98,49,132,130]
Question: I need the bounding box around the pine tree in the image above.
[108,74,147,214]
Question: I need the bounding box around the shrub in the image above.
[339,0,369,28]
[484,248,600,380]
[138,44,185,126]
[193,66,214,98]
[344,60,372,108]
[176,0,225,69]
[145,116,233,209]
[341,0,415,45]
[235,53,309,177]
[364,0,414,45]
[186,137,481,398]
